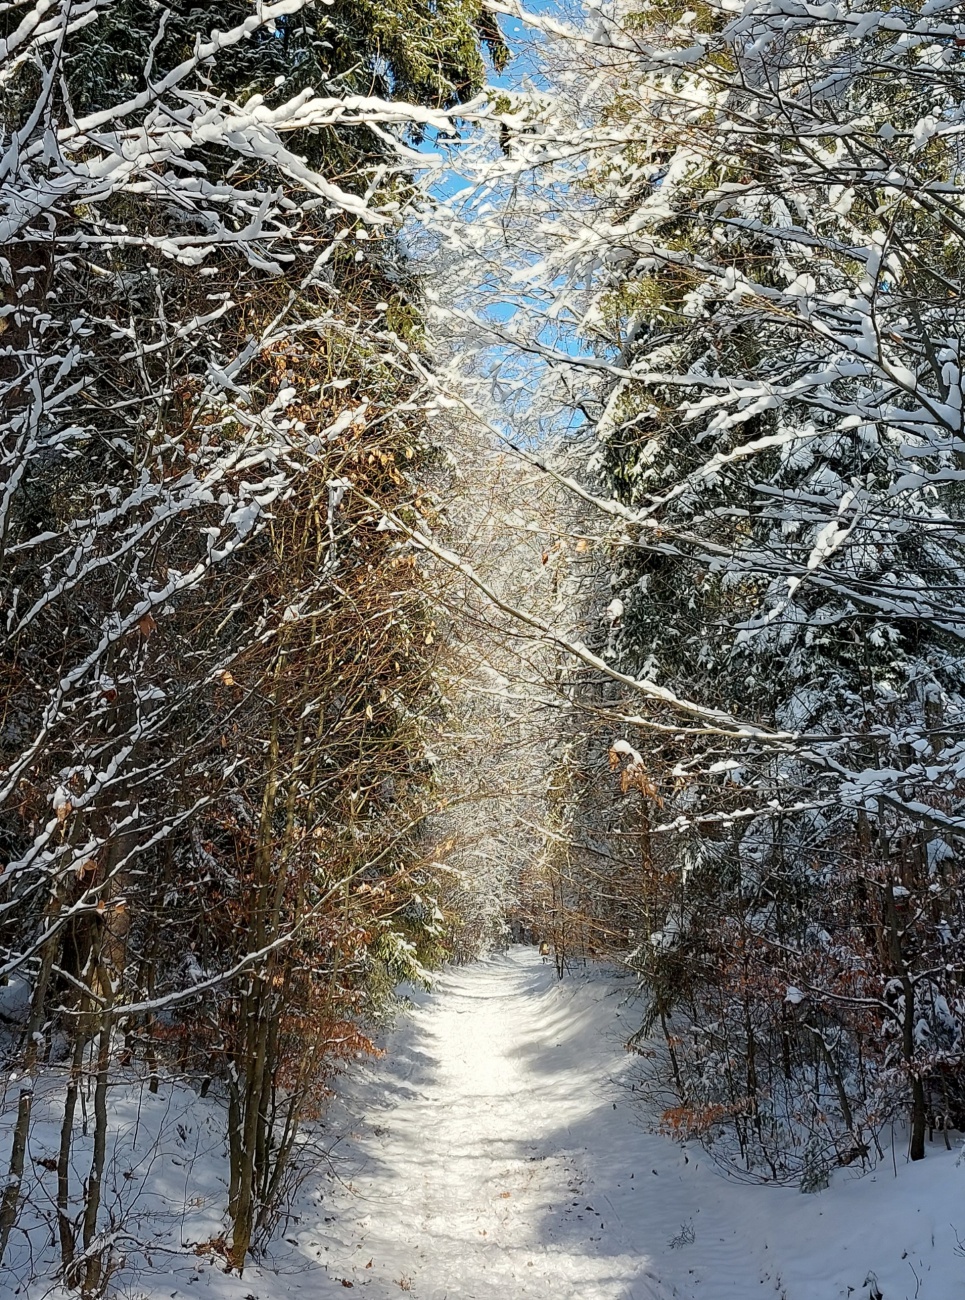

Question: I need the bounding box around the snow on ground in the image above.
[3,949,964,1300]
[302,949,965,1300]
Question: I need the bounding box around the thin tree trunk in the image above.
[0,913,59,1263]
[81,975,115,1298]
[57,1023,89,1272]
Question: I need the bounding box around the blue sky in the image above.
[415,2,596,444]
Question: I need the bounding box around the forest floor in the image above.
[4,950,963,1300]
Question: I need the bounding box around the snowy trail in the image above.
[311,951,670,1298]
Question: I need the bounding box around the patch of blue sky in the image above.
[411,3,602,444]
[418,1,562,196]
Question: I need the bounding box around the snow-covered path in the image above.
[312,951,681,1294]
[315,950,678,1299]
